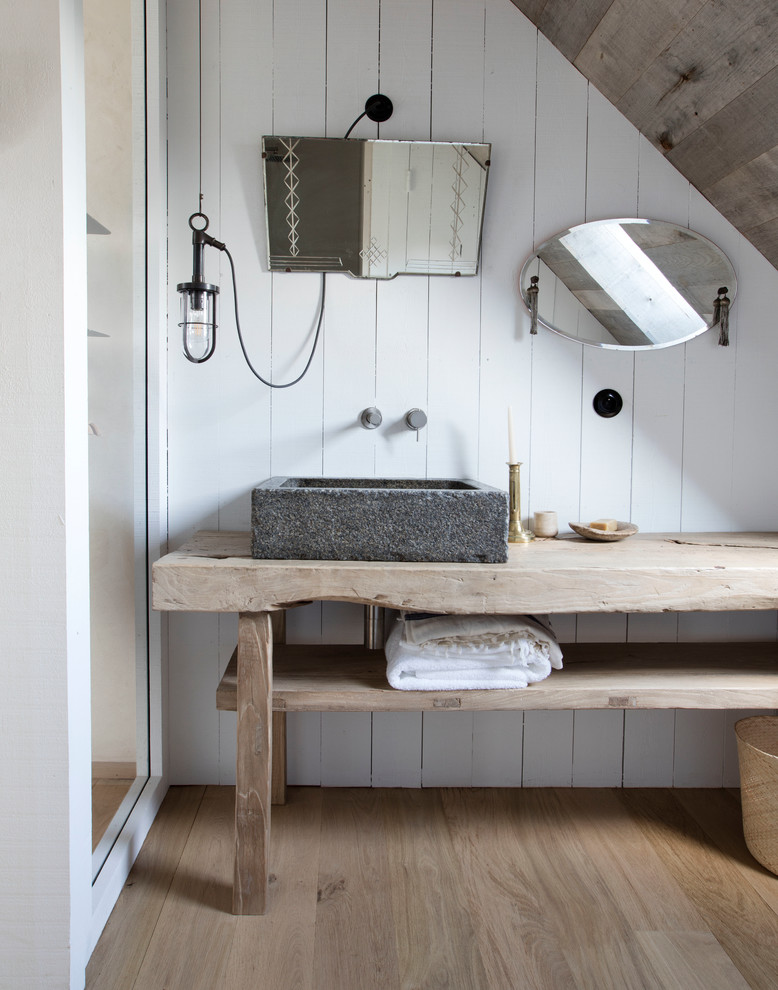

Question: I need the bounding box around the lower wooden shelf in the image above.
[217,641,778,712]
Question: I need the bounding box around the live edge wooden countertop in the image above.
[152,530,778,615]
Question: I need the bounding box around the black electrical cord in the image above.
[343,110,367,139]
[225,247,325,389]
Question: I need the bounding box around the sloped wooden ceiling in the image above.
[510,0,778,268]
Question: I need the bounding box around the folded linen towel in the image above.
[385,613,563,691]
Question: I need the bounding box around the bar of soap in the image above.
[590,518,618,532]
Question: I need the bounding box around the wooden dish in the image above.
[568,521,639,542]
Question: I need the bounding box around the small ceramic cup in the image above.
[533,510,558,539]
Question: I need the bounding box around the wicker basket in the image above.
[735,715,778,875]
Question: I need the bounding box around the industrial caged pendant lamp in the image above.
[177,212,223,363]
[177,1,393,385]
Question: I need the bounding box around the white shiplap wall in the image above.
[165,0,778,789]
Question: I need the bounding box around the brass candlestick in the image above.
[507,462,534,543]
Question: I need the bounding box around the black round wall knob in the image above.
[593,389,623,418]
[364,94,393,123]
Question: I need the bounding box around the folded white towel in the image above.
[385,613,563,691]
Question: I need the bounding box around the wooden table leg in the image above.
[234,611,273,914]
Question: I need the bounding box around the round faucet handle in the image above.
[360,406,383,429]
[405,408,427,431]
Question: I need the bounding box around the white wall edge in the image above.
[89,776,169,955]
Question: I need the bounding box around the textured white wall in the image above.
[0,0,92,986]
[165,0,778,788]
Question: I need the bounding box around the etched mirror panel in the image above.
[263,137,491,279]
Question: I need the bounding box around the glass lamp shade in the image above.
[178,281,219,362]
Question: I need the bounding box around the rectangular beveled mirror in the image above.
[262,136,490,279]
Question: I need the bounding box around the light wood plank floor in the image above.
[87,786,778,990]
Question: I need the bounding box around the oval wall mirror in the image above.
[519,219,737,350]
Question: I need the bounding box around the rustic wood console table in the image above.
[152,530,778,914]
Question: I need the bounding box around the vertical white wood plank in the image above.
[285,599,325,779]
[526,31,583,790]
[286,601,323,644]
[723,710,767,788]
[219,712,237,786]
[624,611,677,785]
[636,134,690,223]
[286,712,322,786]
[522,710,573,786]
[430,0,485,140]
[218,613,238,785]
[585,87,640,221]
[723,612,778,640]
[579,93,637,531]
[321,602,364,644]
[217,0,274,532]
[533,36,588,243]
[633,136,690,523]
[374,0,432,478]
[375,277,430,478]
[371,712,423,787]
[675,609,777,777]
[478,1,536,493]
[427,0,485,480]
[731,240,778,528]
[673,710,726,787]
[472,712,524,786]
[166,0,222,546]
[528,36,588,535]
[426,277,483,479]
[679,189,739,533]
[322,0,380,481]
[271,0,327,133]
[270,0,327,478]
[421,711,474,786]
[550,614,578,644]
[680,611,778,643]
[581,88,634,643]
[168,614,220,783]
[572,710,624,786]
[322,276,379,478]
[268,273,326,476]
[326,0,379,138]
[528,340,584,536]
[579,350,634,531]
[632,133,688,639]
[576,614,627,643]
[321,712,373,785]
[630,347,685,534]
[378,0,432,142]
[676,604,727,782]
[628,613,679,641]
[623,710,676,787]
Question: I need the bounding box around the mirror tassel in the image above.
[528,276,539,335]
[712,286,730,346]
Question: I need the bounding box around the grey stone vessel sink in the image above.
[251,477,509,563]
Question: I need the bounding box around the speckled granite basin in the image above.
[251,477,509,563]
